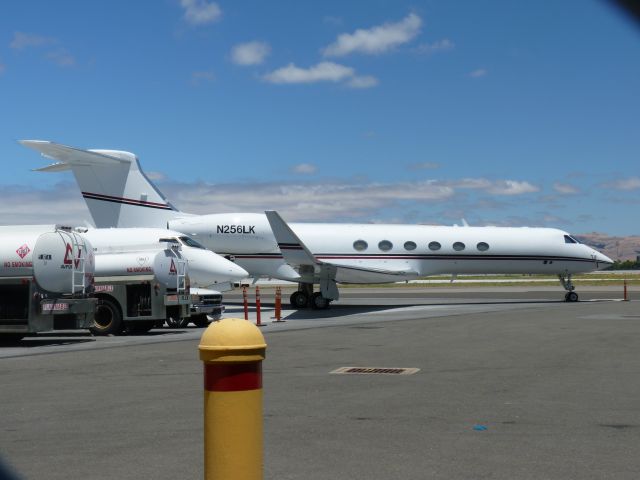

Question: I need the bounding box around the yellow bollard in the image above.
[199,318,267,480]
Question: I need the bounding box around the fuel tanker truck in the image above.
[90,239,191,335]
[0,225,96,342]
[83,228,247,331]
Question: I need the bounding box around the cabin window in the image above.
[378,240,393,251]
[477,242,490,252]
[404,241,417,251]
[428,241,441,251]
[353,240,368,251]
[453,242,465,251]
[564,235,580,244]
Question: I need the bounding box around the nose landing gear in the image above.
[559,274,579,302]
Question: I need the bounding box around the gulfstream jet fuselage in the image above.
[21,140,613,308]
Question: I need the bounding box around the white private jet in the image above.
[21,140,613,308]
[80,227,248,291]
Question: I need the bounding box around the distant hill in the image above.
[574,233,640,261]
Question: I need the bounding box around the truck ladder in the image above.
[69,231,87,295]
[167,247,187,294]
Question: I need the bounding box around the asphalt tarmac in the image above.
[0,286,638,479]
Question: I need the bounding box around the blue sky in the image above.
[1,0,639,234]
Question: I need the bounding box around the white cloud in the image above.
[444,178,539,195]
[291,163,317,175]
[10,32,76,68]
[263,61,354,84]
[553,182,580,194]
[231,41,271,66]
[46,49,75,67]
[408,162,440,171]
[447,178,492,189]
[0,176,549,225]
[605,177,640,191]
[165,179,455,221]
[145,171,167,181]
[0,183,90,225]
[486,180,539,195]
[180,0,221,26]
[323,13,422,57]
[191,70,215,85]
[347,75,378,89]
[263,62,378,88]
[416,38,455,55]
[10,32,56,50]
[469,68,488,78]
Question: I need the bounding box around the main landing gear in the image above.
[559,274,579,302]
[289,283,333,310]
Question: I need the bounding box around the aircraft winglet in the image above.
[265,210,319,267]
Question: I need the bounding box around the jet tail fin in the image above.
[21,140,182,228]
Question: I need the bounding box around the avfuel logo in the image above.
[3,244,33,268]
[16,244,31,259]
[62,243,82,269]
[169,258,177,275]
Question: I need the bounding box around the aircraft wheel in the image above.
[311,292,330,310]
[91,297,123,336]
[290,291,309,309]
[566,291,579,302]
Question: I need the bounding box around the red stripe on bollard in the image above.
[204,363,262,392]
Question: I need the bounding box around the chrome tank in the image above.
[0,225,95,294]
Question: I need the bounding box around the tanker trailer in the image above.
[90,239,191,335]
[0,225,96,342]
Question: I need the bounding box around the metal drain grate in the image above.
[331,367,420,375]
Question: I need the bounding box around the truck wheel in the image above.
[166,317,189,328]
[0,334,25,344]
[91,298,123,336]
[166,307,189,328]
[192,315,210,328]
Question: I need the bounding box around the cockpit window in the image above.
[564,235,580,244]
[179,236,206,249]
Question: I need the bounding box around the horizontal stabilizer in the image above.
[20,140,131,167]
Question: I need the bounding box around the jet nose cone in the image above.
[227,261,249,280]
[186,249,248,285]
[595,251,614,270]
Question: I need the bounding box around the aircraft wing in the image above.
[322,262,418,277]
[265,211,419,281]
[20,140,129,170]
